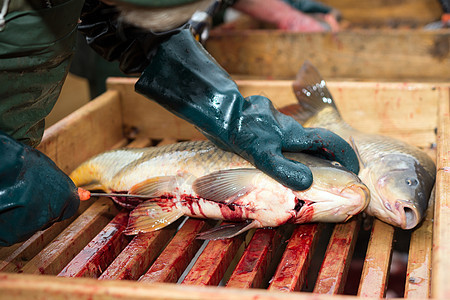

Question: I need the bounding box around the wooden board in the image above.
[37,90,124,174]
[431,86,450,299]
[320,0,443,27]
[233,80,440,148]
[107,78,441,148]
[205,30,450,82]
[106,78,205,142]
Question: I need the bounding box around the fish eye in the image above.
[406,178,419,186]
[331,161,342,167]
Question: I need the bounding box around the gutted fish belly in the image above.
[285,61,436,230]
[70,140,369,239]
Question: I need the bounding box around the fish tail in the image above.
[281,60,341,124]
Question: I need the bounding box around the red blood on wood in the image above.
[313,219,360,294]
[182,223,245,286]
[226,228,282,289]
[57,210,129,278]
[99,226,177,281]
[269,223,322,292]
[140,219,212,283]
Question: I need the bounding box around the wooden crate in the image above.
[0,78,448,300]
[205,0,449,81]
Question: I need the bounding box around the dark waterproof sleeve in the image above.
[135,29,360,191]
[0,131,80,246]
[77,0,184,75]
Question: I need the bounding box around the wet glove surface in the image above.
[0,131,80,246]
[136,29,359,191]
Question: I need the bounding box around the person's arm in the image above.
[0,0,84,246]
[134,29,359,191]
[78,0,359,192]
[232,0,332,31]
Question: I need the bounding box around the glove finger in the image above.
[285,127,360,175]
[251,150,314,191]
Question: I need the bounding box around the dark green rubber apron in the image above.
[0,0,83,147]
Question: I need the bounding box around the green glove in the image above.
[0,131,80,246]
[135,29,359,191]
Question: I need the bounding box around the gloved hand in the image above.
[0,131,80,246]
[135,29,360,191]
[78,0,187,75]
[78,0,236,74]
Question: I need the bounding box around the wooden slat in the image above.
[182,226,246,286]
[0,200,91,273]
[0,272,370,300]
[127,137,151,148]
[269,224,323,292]
[99,228,177,281]
[19,198,119,275]
[156,138,179,146]
[313,218,360,294]
[320,0,442,26]
[431,86,450,299]
[357,220,395,298]
[226,228,283,289]
[140,219,212,283]
[404,191,434,298]
[38,90,124,174]
[57,210,129,278]
[207,30,450,82]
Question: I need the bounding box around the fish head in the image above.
[362,154,434,230]
[285,153,370,224]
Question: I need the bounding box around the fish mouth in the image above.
[384,200,420,230]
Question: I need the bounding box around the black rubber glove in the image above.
[135,29,360,191]
[0,131,80,246]
[78,0,183,75]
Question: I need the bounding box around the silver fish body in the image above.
[285,61,436,229]
[70,140,369,238]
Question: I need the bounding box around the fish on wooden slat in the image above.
[70,140,369,239]
[281,61,436,230]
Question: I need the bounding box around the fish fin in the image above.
[192,168,258,204]
[124,200,183,235]
[349,136,366,169]
[286,60,340,124]
[196,221,258,240]
[129,176,177,197]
